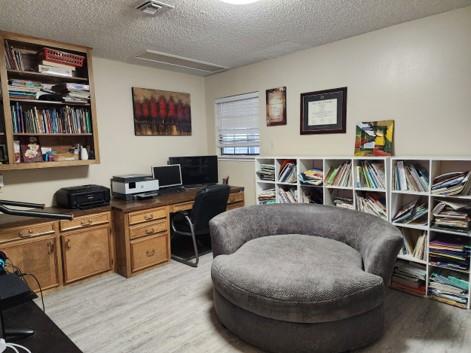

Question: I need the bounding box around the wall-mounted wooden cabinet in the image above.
[0,31,100,171]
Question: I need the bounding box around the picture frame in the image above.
[354,120,395,156]
[132,87,192,136]
[266,87,287,126]
[300,87,347,135]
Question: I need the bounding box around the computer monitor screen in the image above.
[168,155,218,186]
[151,164,182,188]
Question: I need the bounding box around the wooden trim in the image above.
[0,31,91,53]
[0,159,99,171]
[0,33,15,164]
[87,49,100,163]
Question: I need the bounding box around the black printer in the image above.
[54,185,110,209]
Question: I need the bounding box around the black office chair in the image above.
[171,184,230,267]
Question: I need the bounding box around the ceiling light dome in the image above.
[219,0,261,4]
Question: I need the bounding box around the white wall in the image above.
[2,57,208,205]
[205,7,471,205]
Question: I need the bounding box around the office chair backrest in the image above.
[191,184,230,234]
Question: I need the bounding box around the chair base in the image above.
[213,289,384,353]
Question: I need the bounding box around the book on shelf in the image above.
[431,171,471,196]
[278,160,297,183]
[4,41,37,71]
[277,187,297,203]
[400,229,427,260]
[429,239,470,272]
[38,64,74,77]
[429,271,469,308]
[355,161,385,189]
[11,103,92,134]
[391,261,427,296]
[356,193,387,219]
[392,200,428,225]
[331,192,354,210]
[8,79,90,103]
[257,188,276,205]
[299,168,323,186]
[300,188,323,204]
[432,201,471,232]
[393,161,429,192]
[257,164,275,181]
[325,161,352,187]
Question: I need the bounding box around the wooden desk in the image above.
[112,186,244,277]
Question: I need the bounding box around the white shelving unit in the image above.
[255,156,471,310]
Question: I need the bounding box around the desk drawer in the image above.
[131,234,168,272]
[0,222,56,244]
[228,192,244,204]
[60,212,110,232]
[128,207,167,225]
[169,202,193,213]
[129,219,168,240]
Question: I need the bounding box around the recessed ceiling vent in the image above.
[135,50,228,75]
[136,1,174,16]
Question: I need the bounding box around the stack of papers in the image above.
[429,240,470,271]
[392,200,428,225]
[429,272,469,308]
[432,171,471,196]
[356,193,387,219]
[8,79,42,99]
[432,201,471,232]
[257,189,276,205]
[391,261,427,296]
[256,164,275,181]
[53,83,90,103]
[332,195,354,210]
[299,168,323,186]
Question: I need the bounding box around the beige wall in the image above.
[205,7,471,204]
[3,57,208,205]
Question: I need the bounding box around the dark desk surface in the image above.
[3,301,82,353]
[0,186,244,228]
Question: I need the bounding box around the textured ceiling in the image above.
[1,0,470,75]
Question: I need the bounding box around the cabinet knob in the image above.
[144,214,154,221]
[18,230,33,238]
[146,249,155,257]
[145,228,155,235]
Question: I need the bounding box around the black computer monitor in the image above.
[151,164,182,188]
[168,155,218,186]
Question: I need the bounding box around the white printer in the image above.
[111,174,159,200]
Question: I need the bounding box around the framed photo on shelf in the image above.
[300,87,347,134]
[266,87,287,126]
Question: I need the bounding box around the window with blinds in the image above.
[215,92,260,157]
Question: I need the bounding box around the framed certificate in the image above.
[300,87,347,134]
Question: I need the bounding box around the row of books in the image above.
[392,200,428,225]
[11,103,92,134]
[325,162,352,187]
[429,239,470,272]
[393,162,429,192]
[278,160,297,183]
[432,201,471,232]
[299,168,323,186]
[257,164,275,181]
[356,193,387,219]
[391,261,427,296]
[355,161,385,189]
[429,271,469,308]
[277,187,297,203]
[257,189,276,205]
[332,195,354,210]
[432,171,471,196]
[8,80,90,103]
[400,229,427,260]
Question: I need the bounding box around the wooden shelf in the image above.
[0,159,98,171]
[9,98,90,106]
[7,69,89,83]
[0,30,100,171]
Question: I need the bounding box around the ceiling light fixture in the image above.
[219,0,261,5]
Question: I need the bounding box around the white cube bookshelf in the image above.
[255,156,471,309]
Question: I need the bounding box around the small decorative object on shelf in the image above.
[0,31,100,170]
[80,146,89,161]
[20,137,43,163]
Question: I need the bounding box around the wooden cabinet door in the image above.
[2,236,60,291]
[62,225,112,284]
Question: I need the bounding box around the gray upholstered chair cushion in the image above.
[212,234,384,324]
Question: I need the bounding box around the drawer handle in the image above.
[18,229,34,238]
[144,214,154,221]
[80,219,93,226]
[47,241,55,255]
[65,239,71,250]
[146,249,155,257]
[145,228,155,235]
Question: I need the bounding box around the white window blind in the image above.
[215,92,260,157]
